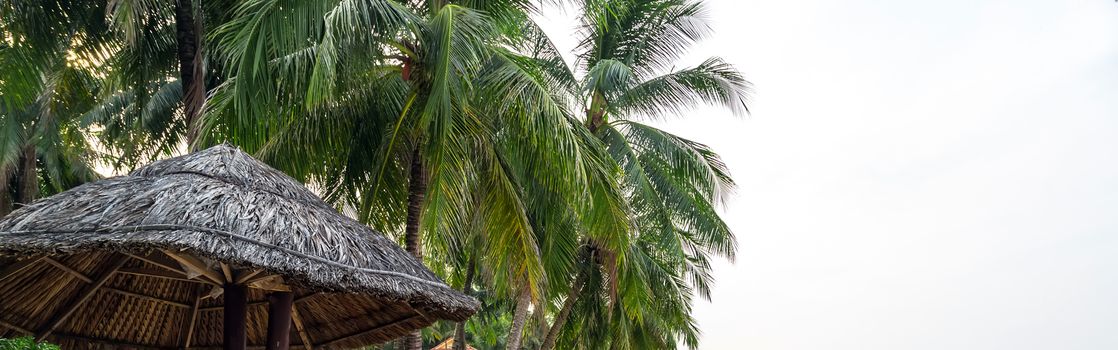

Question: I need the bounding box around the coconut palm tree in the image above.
[102,0,232,147]
[536,0,750,348]
[93,0,243,161]
[0,0,110,216]
[1,0,241,172]
[4,1,747,348]
[1,0,228,178]
[205,1,626,349]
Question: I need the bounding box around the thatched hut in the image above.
[430,338,475,350]
[0,145,478,349]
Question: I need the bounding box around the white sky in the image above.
[536,0,1118,349]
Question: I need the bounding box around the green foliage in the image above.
[0,337,60,350]
[0,0,107,206]
[0,0,749,349]
[537,0,752,348]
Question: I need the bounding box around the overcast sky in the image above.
[538,0,1118,349]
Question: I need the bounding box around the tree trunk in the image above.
[174,0,205,147]
[452,254,476,350]
[505,288,532,350]
[0,163,12,217]
[402,147,426,350]
[539,268,589,350]
[405,147,426,258]
[401,57,412,81]
[16,145,37,204]
[402,328,423,349]
[586,91,608,134]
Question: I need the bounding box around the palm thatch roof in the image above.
[0,145,478,349]
[430,337,475,350]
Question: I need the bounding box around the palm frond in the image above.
[577,0,710,78]
[612,57,751,119]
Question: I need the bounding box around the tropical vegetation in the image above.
[0,0,749,349]
[0,337,60,350]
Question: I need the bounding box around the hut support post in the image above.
[265,292,293,350]
[223,283,248,350]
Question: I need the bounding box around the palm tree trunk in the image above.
[586,91,607,134]
[0,164,12,217]
[174,0,205,147]
[402,147,426,350]
[505,287,532,350]
[452,254,476,350]
[539,268,588,350]
[401,57,413,81]
[16,145,37,204]
[405,148,426,258]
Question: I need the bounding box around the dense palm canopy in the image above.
[0,0,748,349]
[0,0,109,216]
[530,1,750,349]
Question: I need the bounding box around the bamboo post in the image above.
[223,283,248,350]
[265,292,293,350]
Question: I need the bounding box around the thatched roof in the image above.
[0,145,478,349]
[430,337,475,350]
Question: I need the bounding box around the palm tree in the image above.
[4,1,748,348]
[536,0,750,348]
[97,0,244,157]
[0,0,110,216]
[205,1,621,349]
[103,0,231,148]
[172,0,206,141]
[1,0,240,173]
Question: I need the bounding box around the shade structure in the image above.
[0,145,478,349]
[430,338,475,350]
